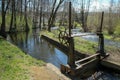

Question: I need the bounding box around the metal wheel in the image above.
[58,30,69,46]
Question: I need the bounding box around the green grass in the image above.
[104,35,113,40]
[0,37,45,80]
[104,34,120,42]
[74,37,97,54]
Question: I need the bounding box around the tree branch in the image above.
[5,0,10,14]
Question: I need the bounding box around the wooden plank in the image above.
[76,58,99,69]
[75,63,81,67]
[71,33,95,37]
[75,53,100,64]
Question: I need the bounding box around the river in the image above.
[7,29,68,68]
[6,29,120,80]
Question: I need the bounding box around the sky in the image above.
[90,0,110,11]
[71,0,118,12]
[0,0,118,12]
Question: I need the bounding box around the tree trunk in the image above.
[108,0,114,35]
[39,6,42,30]
[14,1,17,30]
[43,13,45,27]
[48,0,57,32]
[9,0,17,32]
[0,0,6,38]
[9,0,14,32]
[9,7,14,32]
[108,8,113,34]
[48,0,64,32]
[20,0,23,21]
[81,0,90,32]
[25,0,29,32]
[84,0,90,32]
[32,0,36,25]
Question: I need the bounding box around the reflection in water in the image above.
[7,29,67,68]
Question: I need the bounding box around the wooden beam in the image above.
[71,33,95,37]
[68,2,75,67]
[69,2,71,36]
[75,53,100,64]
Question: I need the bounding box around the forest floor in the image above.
[0,37,70,80]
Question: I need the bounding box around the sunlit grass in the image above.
[0,37,45,80]
[74,37,97,54]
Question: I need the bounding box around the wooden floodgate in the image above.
[59,2,109,77]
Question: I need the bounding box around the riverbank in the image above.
[0,37,70,80]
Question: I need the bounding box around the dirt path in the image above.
[30,63,70,80]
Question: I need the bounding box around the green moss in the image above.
[0,38,45,80]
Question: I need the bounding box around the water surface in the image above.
[7,29,68,68]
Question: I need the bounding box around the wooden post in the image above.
[69,2,71,37]
[39,6,42,30]
[68,2,75,67]
[99,12,104,32]
[97,12,106,56]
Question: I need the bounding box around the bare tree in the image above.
[24,0,30,31]
[81,0,90,32]
[39,0,42,29]
[9,0,16,32]
[48,0,64,32]
[0,0,10,37]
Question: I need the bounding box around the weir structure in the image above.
[59,2,109,78]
